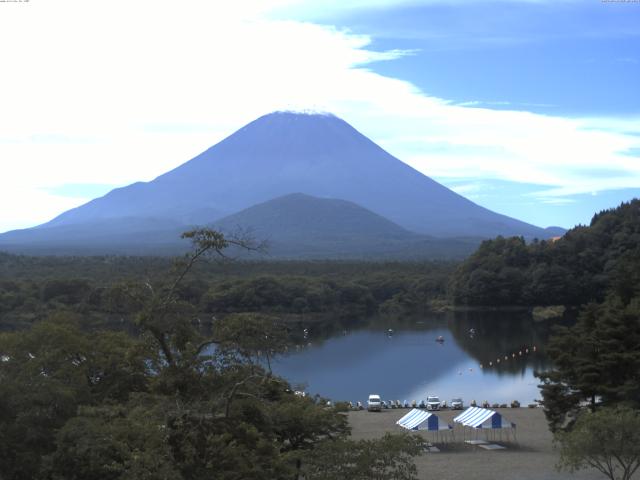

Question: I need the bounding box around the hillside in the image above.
[449,199,640,306]
[215,193,415,241]
[213,193,480,259]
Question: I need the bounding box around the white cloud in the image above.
[0,0,638,232]
[269,0,579,19]
[536,197,577,205]
[0,185,89,232]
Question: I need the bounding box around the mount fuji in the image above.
[0,111,561,257]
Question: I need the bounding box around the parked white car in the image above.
[426,396,441,411]
[367,394,382,412]
[451,397,464,410]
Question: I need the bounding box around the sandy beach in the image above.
[348,408,612,480]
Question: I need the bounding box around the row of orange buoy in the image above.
[479,345,537,369]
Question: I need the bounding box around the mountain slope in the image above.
[35,111,553,238]
[0,217,189,255]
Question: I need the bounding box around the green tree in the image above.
[213,312,290,373]
[537,297,640,432]
[47,400,182,480]
[556,406,640,480]
[302,433,425,480]
[268,394,350,453]
[0,315,148,480]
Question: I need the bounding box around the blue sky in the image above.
[0,0,638,232]
[277,0,640,227]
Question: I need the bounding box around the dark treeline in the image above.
[0,253,447,281]
[0,254,455,331]
[449,199,640,307]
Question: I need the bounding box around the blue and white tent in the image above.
[453,406,515,429]
[396,408,453,443]
[453,407,516,443]
[396,409,451,431]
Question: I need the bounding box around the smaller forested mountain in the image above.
[215,193,414,242]
[449,199,640,306]
[213,193,480,259]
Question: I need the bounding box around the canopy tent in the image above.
[397,409,451,431]
[396,409,453,443]
[454,406,514,429]
[453,407,516,443]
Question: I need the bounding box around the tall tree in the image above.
[0,315,148,480]
[302,433,425,480]
[556,406,640,480]
[537,296,640,432]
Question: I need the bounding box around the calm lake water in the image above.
[272,311,560,405]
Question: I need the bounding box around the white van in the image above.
[426,396,441,411]
[367,394,382,412]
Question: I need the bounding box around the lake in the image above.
[272,311,560,406]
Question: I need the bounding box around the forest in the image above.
[0,253,454,333]
[449,199,640,307]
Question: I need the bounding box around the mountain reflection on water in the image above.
[272,311,566,405]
